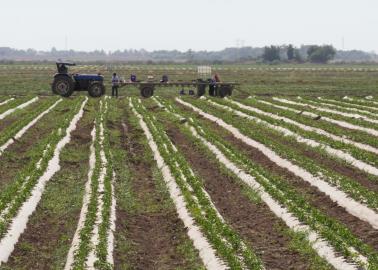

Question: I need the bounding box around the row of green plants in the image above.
[270,97,378,132]
[0,97,60,148]
[249,97,378,150]
[212,97,378,173]
[187,97,378,210]
[72,98,114,270]
[329,97,378,110]
[298,97,378,120]
[95,99,115,270]
[131,97,264,270]
[302,97,378,115]
[0,97,85,238]
[106,98,206,269]
[0,97,14,105]
[156,96,378,269]
[0,96,33,115]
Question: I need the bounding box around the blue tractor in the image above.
[52,62,105,97]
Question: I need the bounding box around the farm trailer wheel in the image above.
[140,85,154,98]
[196,79,206,97]
[219,85,232,98]
[52,75,74,97]
[88,82,105,97]
[209,85,217,97]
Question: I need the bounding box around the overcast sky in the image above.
[1,0,377,52]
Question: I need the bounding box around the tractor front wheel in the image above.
[88,82,105,97]
[52,76,74,97]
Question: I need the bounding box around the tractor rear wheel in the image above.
[140,86,154,98]
[88,82,105,97]
[52,75,74,97]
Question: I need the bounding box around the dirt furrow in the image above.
[2,103,94,269]
[223,132,378,250]
[164,123,314,270]
[0,101,71,191]
[267,131,378,194]
[175,101,378,250]
[112,107,203,270]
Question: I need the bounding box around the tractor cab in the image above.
[52,61,105,97]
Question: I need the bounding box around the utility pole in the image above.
[235,39,245,62]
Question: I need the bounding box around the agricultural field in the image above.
[0,64,378,269]
[2,63,378,96]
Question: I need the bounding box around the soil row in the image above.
[111,102,204,269]
[146,99,319,270]
[2,101,95,269]
[175,101,378,250]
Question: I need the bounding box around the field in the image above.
[2,63,378,96]
[0,64,378,269]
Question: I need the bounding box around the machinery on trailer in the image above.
[51,62,105,97]
[119,66,238,98]
[119,79,236,98]
[51,63,238,98]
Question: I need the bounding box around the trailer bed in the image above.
[119,80,239,98]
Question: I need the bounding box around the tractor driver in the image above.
[58,63,68,74]
[111,73,120,98]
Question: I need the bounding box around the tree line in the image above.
[0,45,376,64]
[262,44,337,63]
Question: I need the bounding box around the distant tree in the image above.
[186,49,194,62]
[262,46,280,62]
[51,47,57,56]
[287,44,294,60]
[307,45,336,63]
[294,49,302,62]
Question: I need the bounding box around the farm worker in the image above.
[111,73,120,98]
[214,73,221,82]
[209,78,217,96]
[160,74,169,83]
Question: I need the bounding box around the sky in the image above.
[1,0,377,52]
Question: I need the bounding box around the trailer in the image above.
[119,80,238,98]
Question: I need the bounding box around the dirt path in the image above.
[164,123,315,270]
[2,103,94,269]
[112,107,203,270]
